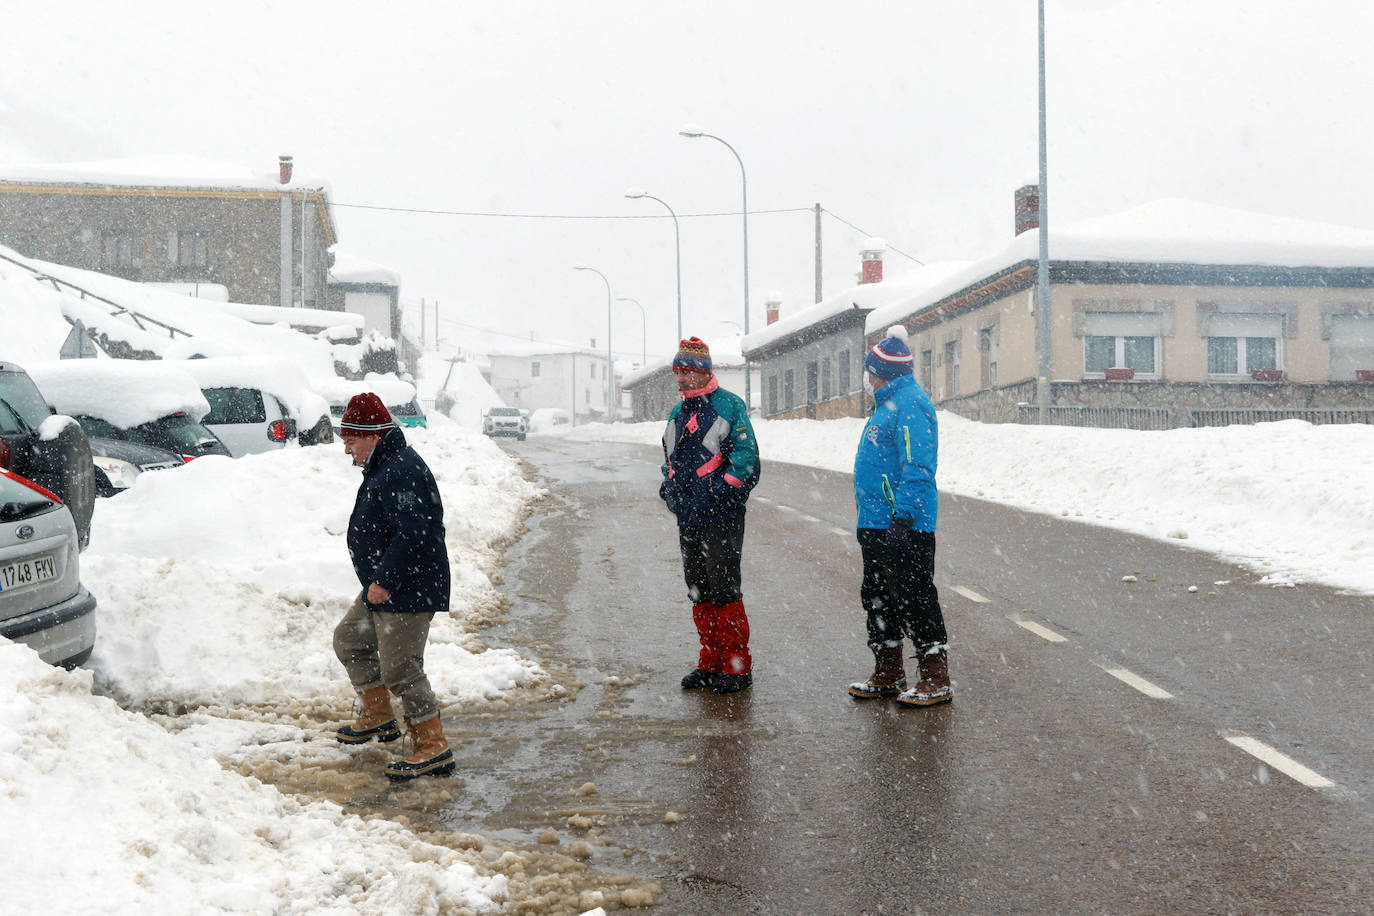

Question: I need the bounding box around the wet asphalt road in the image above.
[448,435,1374,915]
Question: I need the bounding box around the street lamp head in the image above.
[678,124,705,138]
[624,188,647,199]
[572,264,588,271]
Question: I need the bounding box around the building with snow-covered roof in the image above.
[621,336,749,422]
[740,244,968,420]
[0,154,336,312]
[326,249,401,341]
[486,341,612,425]
[872,196,1374,428]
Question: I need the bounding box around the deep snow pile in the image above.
[1,419,546,913]
[564,412,1374,595]
[84,419,545,710]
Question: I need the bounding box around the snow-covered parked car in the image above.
[0,467,98,668]
[0,361,96,549]
[482,407,528,439]
[316,375,424,434]
[27,360,231,469]
[84,434,184,497]
[173,356,335,457]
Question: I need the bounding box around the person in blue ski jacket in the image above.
[659,336,760,694]
[848,327,952,707]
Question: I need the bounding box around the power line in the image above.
[333,201,811,219]
[819,207,924,265]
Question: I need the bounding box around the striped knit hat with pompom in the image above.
[672,337,712,373]
[864,325,913,381]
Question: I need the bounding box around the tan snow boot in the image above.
[896,647,953,707]
[385,714,456,780]
[847,644,907,699]
[336,685,401,744]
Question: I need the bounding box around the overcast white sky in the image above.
[4,1,1374,364]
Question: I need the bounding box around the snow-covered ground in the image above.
[567,412,1374,596]
[2,419,555,914]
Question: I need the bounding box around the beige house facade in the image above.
[876,200,1374,428]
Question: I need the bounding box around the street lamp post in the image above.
[616,296,646,367]
[624,188,682,342]
[679,124,750,412]
[573,264,614,422]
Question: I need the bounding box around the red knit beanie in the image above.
[339,392,394,438]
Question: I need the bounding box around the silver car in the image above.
[0,468,97,667]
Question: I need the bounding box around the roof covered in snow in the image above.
[329,249,401,287]
[0,153,329,193]
[867,198,1374,333]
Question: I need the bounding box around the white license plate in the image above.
[0,554,57,591]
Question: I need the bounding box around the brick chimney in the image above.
[279,155,294,184]
[860,238,885,285]
[1015,184,1040,234]
[766,292,782,325]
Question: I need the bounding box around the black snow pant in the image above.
[857,526,948,655]
[678,512,746,606]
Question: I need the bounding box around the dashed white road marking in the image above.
[1224,736,1335,788]
[775,504,798,514]
[1011,617,1068,643]
[950,585,990,604]
[1098,664,1174,699]
[830,527,850,537]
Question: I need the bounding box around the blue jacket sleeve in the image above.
[718,392,759,491]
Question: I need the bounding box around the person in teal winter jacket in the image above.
[660,336,760,694]
[848,327,952,707]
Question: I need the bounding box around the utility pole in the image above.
[420,298,427,350]
[1035,0,1052,423]
[814,202,823,304]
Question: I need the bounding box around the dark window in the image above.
[821,358,832,400]
[767,375,778,415]
[102,230,132,268]
[531,361,541,378]
[806,362,819,405]
[783,369,795,410]
[838,350,850,394]
[920,350,933,393]
[177,229,210,268]
[202,387,266,425]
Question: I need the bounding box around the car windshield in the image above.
[0,370,53,429]
[0,472,58,521]
[390,399,422,418]
[140,414,220,452]
[203,387,267,424]
[488,408,521,417]
[75,415,125,440]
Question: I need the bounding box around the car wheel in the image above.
[29,419,96,549]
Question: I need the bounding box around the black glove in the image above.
[887,515,913,545]
[659,480,668,502]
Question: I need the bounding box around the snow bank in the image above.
[567,413,1374,595]
[0,643,506,914]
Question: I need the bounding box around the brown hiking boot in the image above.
[848,644,907,699]
[896,647,953,707]
[336,685,401,743]
[385,714,456,780]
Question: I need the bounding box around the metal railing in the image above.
[1016,404,1174,430]
[1189,407,1374,427]
[0,249,190,339]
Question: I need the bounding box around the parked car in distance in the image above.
[317,375,423,435]
[482,406,528,440]
[0,361,96,550]
[0,467,98,668]
[174,357,334,457]
[78,412,230,463]
[84,433,183,497]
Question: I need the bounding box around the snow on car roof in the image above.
[26,359,211,427]
[171,356,330,423]
[312,374,417,409]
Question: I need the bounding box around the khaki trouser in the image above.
[333,592,439,723]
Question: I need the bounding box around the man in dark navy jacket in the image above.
[331,392,455,780]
